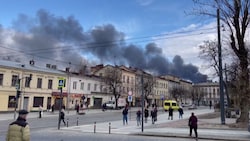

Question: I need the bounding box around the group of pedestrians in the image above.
[121,105,198,140]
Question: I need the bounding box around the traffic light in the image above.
[16,90,21,98]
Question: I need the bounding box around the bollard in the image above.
[109,122,111,134]
[94,122,96,133]
[66,118,69,127]
[76,117,79,126]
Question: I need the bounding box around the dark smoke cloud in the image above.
[1,9,207,83]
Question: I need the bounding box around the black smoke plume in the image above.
[1,9,207,83]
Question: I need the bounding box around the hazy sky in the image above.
[0,0,219,82]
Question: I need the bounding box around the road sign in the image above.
[58,78,65,88]
[161,94,165,100]
[128,95,132,102]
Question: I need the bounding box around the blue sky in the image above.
[0,0,218,81]
[0,0,204,36]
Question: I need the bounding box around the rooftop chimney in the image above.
[29,60,35,65]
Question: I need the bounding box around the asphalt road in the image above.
[0,109,140,136]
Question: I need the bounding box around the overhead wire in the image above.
[0,26,217,66]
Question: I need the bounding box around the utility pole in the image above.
[141,75,144,132]
[217,8,225,125]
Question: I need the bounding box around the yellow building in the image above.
[154,76,168,107]
[0,60,67,112]
[119,66,136,105]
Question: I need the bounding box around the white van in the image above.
[105,98,126,109]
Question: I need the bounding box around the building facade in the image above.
[193,82,220,106]
[0,60,67,112]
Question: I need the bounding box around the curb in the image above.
[133,132,249,141]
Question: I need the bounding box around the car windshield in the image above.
[107,101,114,104]
[165,103,170,106]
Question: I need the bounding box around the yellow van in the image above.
[163,100,179,111]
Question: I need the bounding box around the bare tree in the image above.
[102,66,123,109]
[143,75,155,105]
[193,0,250,124]
[169,87,185,102]
[191,87,206,106]
[199,40,232,107]
[134,70,155,107]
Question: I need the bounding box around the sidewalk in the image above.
[62,108,250,141]
[0,108,109,121]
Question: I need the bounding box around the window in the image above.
[123,75,125,83]
[33,97,44,107]
[11,75,19,87]
[0,74,3,86]
[25,76,31,88]
[80,82,84,90]
[94,84,97,91]
[87,83,91,90]
[73,81,77,90]
[37,78,42,88]
[100,85,103,92]
[48,79,53,89]
[8,96,16,108]
[127,76,129,83]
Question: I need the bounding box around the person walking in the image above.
[51,104,54,113]
[178,106,184,119]
[209,101,212,109]
[189,112,198,140]
[154,106,158,121]
[150,107,156,124]
[102,103,107,112]
[38,105,43,118]
[136,109,141,126]
[60,109,66,126]
[6,109,30,141]
[122,107,128,125]
[168,106,173,120]
[144,107,149,123]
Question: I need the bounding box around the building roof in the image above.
[0,60,66,75]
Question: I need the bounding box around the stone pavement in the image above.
[62,108,250,141]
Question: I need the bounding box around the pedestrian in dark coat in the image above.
[154,106,158,121]
[189,112,198,139]
[168,106,173,120]
[150,108,156,124]
[60,109,66,126]
[136,109,141,126]
[144,108,149,123]
[51,104,54,113]
[122,107,128,125]
[178,107,184,119]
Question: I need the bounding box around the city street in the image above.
[1,107,249,141]
[0,108,145,136]
[1,128,217,141]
